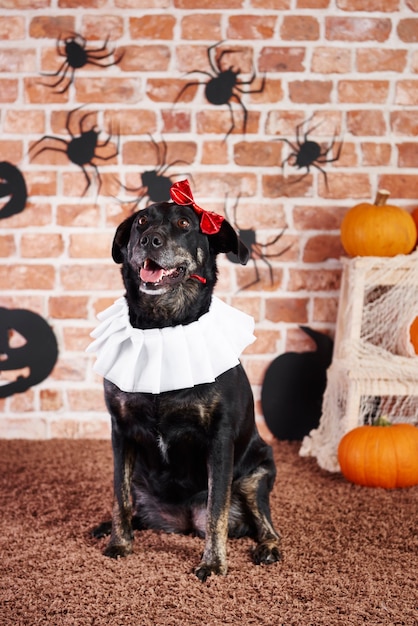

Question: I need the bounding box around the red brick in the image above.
[293,205,346,231]
[311,47,351,73]
[201,140,228,165]
[192,172,257,199]
[50,417,110,439]
[161,110,192,133]
[0,417,47,439]
[234,141,282,167]
[74,77,141,103]
[40,389,63,412]
[297,0,329,6]
[406,0,418,9]
[29,16,75,38]
[4,109,45,134]
[259,47,305,72]
[235,265,284,292]
[0,140,22,163]
[103,108,157,135]
[252,0,290,7]
[9,389,35,413]
[313,297,339,324]
[378,174,418,199]
[0,47,36,72]
[24,77,69,104]
[0,16,25,39]
[81,15,124,40]
[347,110,386,136]
[289,80,332,104]
[196,109,261,136]
[60,264,121,291]
[118,45,170,72]
[0,202,52,228]
[395,80,418,105]
[147,78,197,103]
[0,79,18,102]
[69,232,113,258]
[318,173,371,199]
[265,297,309,323]
[21,233,64,258]
[262,173,313,198]
[398,143,418,167]
[390,111,418,136]
[325,17,391,42]
[67,388,106,411]
[356,48,407,73]
[288,268,341,292]
[59,0,108,6]
[228,15,277,39]
[174,0,243,6]
[280,16,320,40]
[337,0,399,8]
[50,356,89,382]
[361,142,392,166]
[62,326,93,351]
[339,80,389,103]
[49,296,89,319]
[130,14,176,39]
[57,203,101,227]
[26,172,58,197]
[303,235,345,263]
[0,235,16,257]
[398,19,418,42]
[0,264,55,290]
[181,14,222,40]
[243,357,271,386]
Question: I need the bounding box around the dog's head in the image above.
[112,197,249,327]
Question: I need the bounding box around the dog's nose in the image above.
[140,233,163,248]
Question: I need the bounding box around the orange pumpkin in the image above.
[337,420,418,488]
[409,316,418,354]
[340,190,417,257]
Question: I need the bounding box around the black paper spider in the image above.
[29,106,119,197]
[174,41,265,140]
[278,117,343,189]
[121,135,192,209]
[225,194,291,291]
[41,32,123,94]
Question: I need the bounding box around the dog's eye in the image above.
[177,218,190,229]
[138,215,148,226]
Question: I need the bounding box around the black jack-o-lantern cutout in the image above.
[0,162,28,219]
[261,326,333,441]
[0,307,58,398]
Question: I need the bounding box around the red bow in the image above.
[170,180,224,235]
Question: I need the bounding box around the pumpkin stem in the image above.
[374,189,391,207]
[373,415,392,427]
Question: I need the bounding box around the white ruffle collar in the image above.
[86,296,255,394]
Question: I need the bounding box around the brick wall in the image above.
[0,0,417,438]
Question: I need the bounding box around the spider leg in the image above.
[312,162,329,190]
[254,244,275,286]
[224,100,237,141]
[79,163,93,197]
[149,134,165,175]
[236,71,266,94]
[173,76,210,104]
[208,40,225,74]
[240,256,262,291]
[79,109,97,134]
[40,59,68,79]
[316,138,343,164]
[29,137,69,160]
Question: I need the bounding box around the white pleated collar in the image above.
[86,296,255,394]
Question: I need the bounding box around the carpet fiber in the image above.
[0,438,417,626]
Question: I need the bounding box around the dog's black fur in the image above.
[93,200,281,581]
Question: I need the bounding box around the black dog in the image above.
[90,182,281,581]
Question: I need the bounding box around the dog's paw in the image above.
[103,542,133,559]
[252,541,282,565]
[91,520,112,539]
[194,560,227,582]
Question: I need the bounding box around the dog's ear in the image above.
[112,213,137,264]
[210,220,250,265]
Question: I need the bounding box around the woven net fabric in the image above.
[300,251,418,472]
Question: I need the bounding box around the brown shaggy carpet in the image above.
[0,438,417,626]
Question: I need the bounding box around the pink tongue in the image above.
[140,267,165,283]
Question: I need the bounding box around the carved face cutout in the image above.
[0,308,58,398]
[0,162,28,220]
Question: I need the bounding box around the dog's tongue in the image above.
[140,265,165,283]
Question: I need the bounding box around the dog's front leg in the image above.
[195,436,233,582]
[104,431,136,559]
